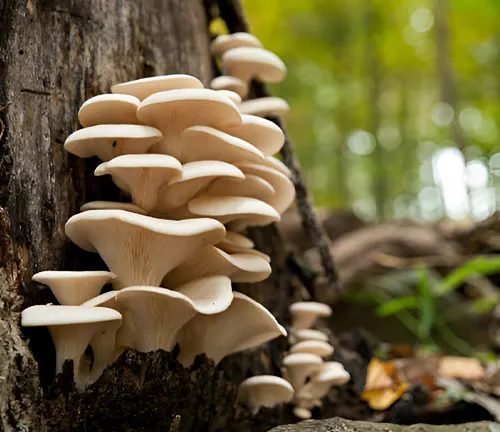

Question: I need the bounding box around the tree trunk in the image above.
[0,0,295,430]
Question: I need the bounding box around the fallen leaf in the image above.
[439,356,485,381]
[364,358,394,391]
[362,383,409,411]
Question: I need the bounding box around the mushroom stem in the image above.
[88,323,121,384]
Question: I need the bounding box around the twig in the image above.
[216,0,341,293]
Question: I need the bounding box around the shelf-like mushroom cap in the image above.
[298,362,350,400]
[282,352,323,389]
[216,232,271,263]
[65,210,226,289]
[163,245,271,287]
[179,126,264,164]
[188,196,280,227]
[211,32,262,56]
[222,47,286,83]
[235,163,295,215]
[64,124,162,161]
[176,291,286,366]
[204,174,275,204]
[290,302,332,330]
[210,76,248,98]
[113,280,232,353]
[290,340,334,358]
[155,160,245,214]
[111,74,204,101]
[78,94,140,127]
[80,201,147,215]
[94,154,182,212]
[216,89,241,105]
[239,97,290,118]
[222,115,284,157]
[290,328,329,344]
[137,89,242,158]
[263,156,292,178]
[32,270,116,306]
[237,376,294,414]
[293,407,312,420]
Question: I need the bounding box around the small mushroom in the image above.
[289,328,329,345]
[64,124,162,161]
[78,94,140,127]
[94,154,182,212]
[298,362,350,401]
[237,376,294,414]
[32,271,116,306]
[210,76,248,98]
[136,89,241,159]
[211,32,262,56]
[80,201,147,215]
[216,89,241,105]
[222,115,284,157]
[263,156,292,178]
[154,161,244,215]
[65,210,226,289]
[282,353,323,390]
[176,291,286,366]
[239,97,290,118]
[163,245,271,287]
[222,47,286,83]
[216,232,271,263]
[293,406,312,420]
[289,302,332,330]
[111,74,204,101]
[289,340,334,358]
[21,305,122,391]
[204,174,275,204]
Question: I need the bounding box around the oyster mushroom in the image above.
[204,174,275,204]
[290,340,334,358]
[290,302,332,330]
[282,353,323,390]
[211,32,262,56]
[78,94,140,127]
[210,76,248,98]
[289,328,329,345]
[80,201,147,215]
[237,376,294,414]
[298,362,350,401]
[239,97,290,118]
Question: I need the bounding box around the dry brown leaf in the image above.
[438,356,485,381]
[362,383,409,411]
[364,358,394,391]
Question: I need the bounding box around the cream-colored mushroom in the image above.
[65,210,226,289]
[216,232,271,263]
[21,305,121,391]
[290,302,332,330]
[94,154,182,212]
[263,156,292,178]
[78,94,140,127]
[64,124,162,161]
[239,97,290,118]
[204,174,275,204]
[293,406,312,420]
[32,271,116,306]
[222,47,286,83]
[211,32,262,56]
[210,76,248,98]
[176,292,286,366]
[222,115,284,157]
[163,245,271,287]
[237,376,294,414]
[80,201,147,215]
[289,328,329,345]
[282,353,323,390]
[154,161,244,215]
[289,340,334,358]
[136,89,241,159]
[216,89,241,105]
[298,361,350,401]
[111,74,203,101]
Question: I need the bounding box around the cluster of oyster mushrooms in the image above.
[21,65,296,391]
[284,302,351,420]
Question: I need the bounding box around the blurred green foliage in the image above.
[243,0,500,220]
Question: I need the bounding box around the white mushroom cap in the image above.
[113,279,232,352]
[176,291,286,366]
[65,210,226,289]
[239,97,290,118]
[293,406,312,420]
[94,154,182,212]
[80,201,147,215]
[163,245,271,287]
[204,174,275,204]
[222,115,284,157]
[290,329,329,344]
[223,231,254,249]
[187,196,280,228]
[290,302,332,330]
[237,376,294,414]
[299,362,350,400]
[64,124,162,161]
[222,47,286,83]
[78,94,140,127]
[154,161,244,214]
[295,394,320,410]
[111,74,204,101]
[263,156,292,178]
[216,233,271,263]
[282,353,323,389]
[210,76,248,98]
[235,163,295,214]
[32,271,116,306]
[21,305,121,391]
[289,340,334,358]
[136,89,241,159]
[179,126,264,164]
[216,90,241,105]
[211,32,262,56]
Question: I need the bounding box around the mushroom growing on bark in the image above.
[78,94,141,127]
[210,76,248,98]
[289,302,333,330]
[211,32,262,56]
[282,353,323,390]
[80,201,147,215]
[239,97,290,118]
[290,340,334,358]
[298,361,350,401]
[237,376,294,414]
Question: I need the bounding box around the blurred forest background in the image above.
[241,0,500,223]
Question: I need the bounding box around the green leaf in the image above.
[376,296,419,316]
[471,297,499,314]
[417,269,435,340]
[436,257,500,296]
